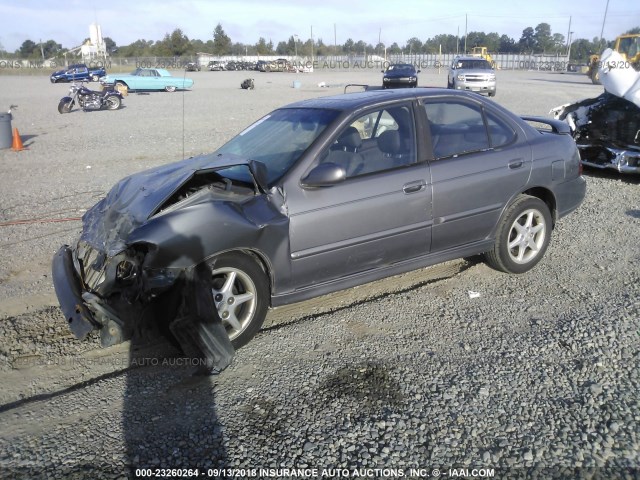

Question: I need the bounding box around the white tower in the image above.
[84,23,107,60]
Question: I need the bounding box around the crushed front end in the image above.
[52,239,180,348]
[49,155,260,372]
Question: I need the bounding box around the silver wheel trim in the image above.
[507,208,547,264]
[210,267,257,340]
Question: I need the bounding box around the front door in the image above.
[286,103,432,288]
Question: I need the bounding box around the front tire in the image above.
[57,99,73,114]
[207,252,269,349]
[104,96,121,110]
[485,195,552,274]
[165,85,177,92]
[91,74,100,82]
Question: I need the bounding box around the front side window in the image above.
[216,108,340,186]
[318,105,416,178]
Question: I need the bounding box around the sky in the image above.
[0,0,638,53]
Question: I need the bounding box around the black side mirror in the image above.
[301,162,346,188]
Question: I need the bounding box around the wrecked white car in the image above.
[552,48,640,174]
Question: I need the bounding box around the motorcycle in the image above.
[57,82,123,114]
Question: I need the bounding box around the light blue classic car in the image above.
[100,68,194,92]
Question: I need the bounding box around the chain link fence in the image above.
[0,52,572,75]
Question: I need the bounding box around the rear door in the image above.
[421,96,532,251]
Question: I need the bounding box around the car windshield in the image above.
[215,108,340,187]
[387,64,415,73]
[458,60,492,70]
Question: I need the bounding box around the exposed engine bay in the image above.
[552,48,640,174]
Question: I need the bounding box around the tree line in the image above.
[2,23,639,63]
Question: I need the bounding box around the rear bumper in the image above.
[556,176,587,219]
[51,246,100,339]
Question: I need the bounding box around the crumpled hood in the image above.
[79,153,252,255]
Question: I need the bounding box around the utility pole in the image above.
[310,25,314,63]
[599,0,610,46]
[334,23,337,56]
[567,31,574,61]
[566,16,572,60]
[464,14,468,54]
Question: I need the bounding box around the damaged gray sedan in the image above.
[53,88,586,360]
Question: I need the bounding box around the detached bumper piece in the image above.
[51,246,100,339]
[170,264,235,373]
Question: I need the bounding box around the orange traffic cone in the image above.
[11,128,26,151]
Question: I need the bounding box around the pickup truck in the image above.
[50,63,107,83]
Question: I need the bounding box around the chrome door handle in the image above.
[508,160,524,169]
[403,180,426,194]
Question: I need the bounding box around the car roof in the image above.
[283,88,486,111]
[455,56,489,61]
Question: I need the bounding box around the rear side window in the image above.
[485,111,516,148]
[424,101,489,159]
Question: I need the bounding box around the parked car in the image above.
[382,63,420,88]
[208,61,225,71]
[185,62,201,72]
[448,56,497,96]
[50,63,106,83]
[52,88,585,353]
[100,68,194,92]
[255,60,270,72]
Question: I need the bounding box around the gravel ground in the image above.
[0,69,639,479]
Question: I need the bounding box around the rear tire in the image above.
[485,195,552,274]
[105,96,121,110]
[207,252,269,349]
[91,74,100,82]
[165,85,177,92]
